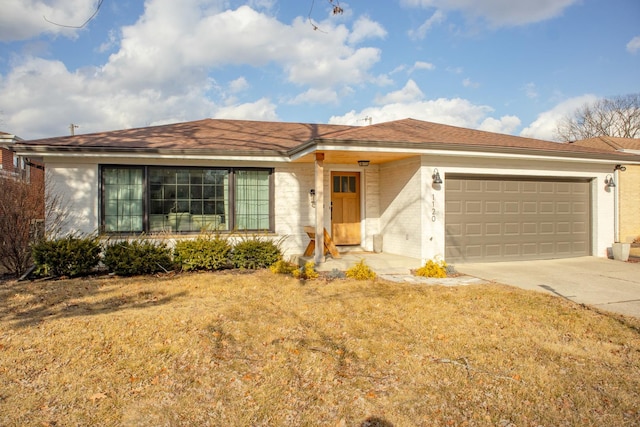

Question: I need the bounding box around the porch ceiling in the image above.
[292,151,417,165]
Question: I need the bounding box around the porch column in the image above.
[314,153,325,264]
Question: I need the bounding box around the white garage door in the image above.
[445,176,591,262]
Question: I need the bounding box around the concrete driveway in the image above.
[457,257,640,318]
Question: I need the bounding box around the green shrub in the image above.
[345,259,376,280]
[32,235,101,277]
[103,239,173,276]
[292,261,319,280]
[415,259,447,278]
[174,235,232,271]
[269,259,299,275]
[231,235,282,269]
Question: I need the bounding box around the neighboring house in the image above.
[12,118,640,264]
[1,132,26,179]
[1,132,44,184]
[570,136,640,244]
[0,131,46,241]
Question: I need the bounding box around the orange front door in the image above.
[331,172,361,245]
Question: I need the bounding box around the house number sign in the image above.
[431,194,436,222]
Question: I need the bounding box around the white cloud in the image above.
[97,29,118,53]
[479,115,521,134]
[228,77,249,93]
[401,0,579,27]
[410,61,436,72]
[523,82,538,99]
[409,9,446,40]
[462,77,479,88]
[375,79,424,104]
[213,98,279,121]
[627,36,640,54]
[348,16,387,45]
[0,1,385,138]
[520,94,598,141]
[0,0,102,41]
[100,4,382,89]
[330,81,508,130]
[289,88,339,105]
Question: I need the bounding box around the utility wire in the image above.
[43,0,104,29]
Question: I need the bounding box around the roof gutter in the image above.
[289,139,640,164]
[12,145,292,162]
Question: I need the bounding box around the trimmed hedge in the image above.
[174,235,232,271]
[32,235,102,277]
[103,240,173,276]
[231,235,282,270]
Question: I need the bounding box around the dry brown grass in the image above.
[1,271,639,426]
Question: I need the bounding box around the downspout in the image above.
[614,168,619,243]
[314,153,325,264]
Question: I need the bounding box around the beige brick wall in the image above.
[378,157,422,258]
[273,164,316,256]
[619,165,640,243]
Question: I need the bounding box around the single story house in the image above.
[570,136,640,244]
[13,118,640,264]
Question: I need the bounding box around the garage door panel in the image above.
[504,202,519,214]
[465,223,482,236]
[486,223,501,235]
[540,243,554,254]
[485,201,501,214]
[466,201,482,213]
[466,181,482,192]
[522,243,537,255]
[539,202,554,213]
[446,177,591,262]
[485,245,501,257]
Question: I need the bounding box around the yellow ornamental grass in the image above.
[269,259,298,275]
[345,259,376,280]
[292,261,319,280]
[415,259,447,278]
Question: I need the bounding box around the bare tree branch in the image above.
[308,0,344,32]
[556,93,640,141]
[43,0,104,29]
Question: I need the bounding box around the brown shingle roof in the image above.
[317,118,595,152]
[15,117,637,158]
[18,119,353,153]
[570,136,640,152]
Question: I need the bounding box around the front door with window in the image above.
[331,172,361,245]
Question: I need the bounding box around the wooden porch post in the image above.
[314,153,325,264]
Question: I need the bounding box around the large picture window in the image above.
[101,166,273,233]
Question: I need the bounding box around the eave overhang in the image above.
[289,139,640,165]
[13,138,640,166]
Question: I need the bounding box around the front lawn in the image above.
[1,271,639,426]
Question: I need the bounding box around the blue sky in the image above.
[1,0,639,141]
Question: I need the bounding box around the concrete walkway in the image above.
[308,252,640,318]
[457,257,640,318]
[304,251,487,286]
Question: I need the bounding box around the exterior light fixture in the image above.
[358,160,370,167]
[309,189,316,207]
[432,168,443,185]
[605,174,616,188]
[614,164,626,172]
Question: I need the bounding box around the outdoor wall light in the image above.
[432,168,443,185]
[358,160,370,167]
[309,189,316,207]
[605,174,616,189]
[614,164,626,172]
